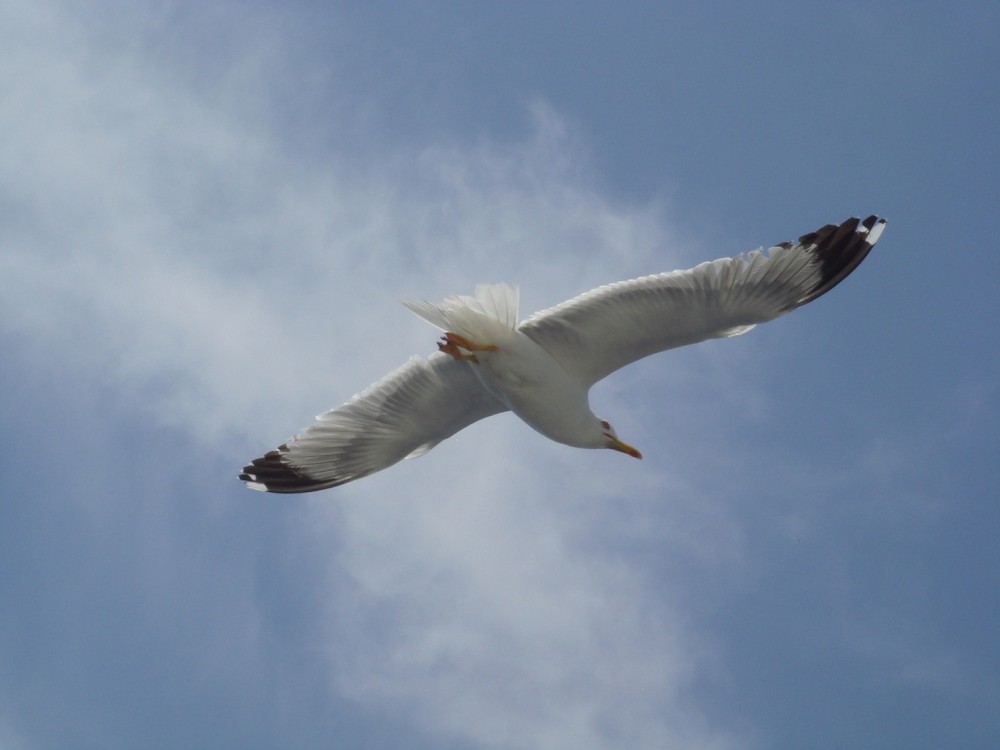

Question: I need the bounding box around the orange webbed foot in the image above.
[442,332,498,352]
[438,337,479,362]
[437,332,499,363]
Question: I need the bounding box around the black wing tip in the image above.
[793,214,886,307]
[798,214,886,248]
[239,444,338,494]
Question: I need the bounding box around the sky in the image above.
[1,1,998,748]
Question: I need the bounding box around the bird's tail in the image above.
[401,283,520,345]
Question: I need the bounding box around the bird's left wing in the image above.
[520,215,885,386]
[240,352,507,493]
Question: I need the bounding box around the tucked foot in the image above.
[438,337,479,362]
[443,332,498,352]
[437,331,498,363]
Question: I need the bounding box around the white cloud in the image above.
[1,3,750,749]
[318,446,739,749]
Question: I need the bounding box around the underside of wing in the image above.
[240,353,507,493]
[520,215,885,386]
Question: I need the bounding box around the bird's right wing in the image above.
[520,215,885,386]
[240,352,507,493]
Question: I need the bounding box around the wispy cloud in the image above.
[318,442,740,749]
[1,3,748,749]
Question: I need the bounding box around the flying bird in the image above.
[241,215,885,493]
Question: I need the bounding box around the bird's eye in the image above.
[600,420,610,429]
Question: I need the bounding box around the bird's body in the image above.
[471,332,595,447]
[241,215,886,493]
[404,288,611,449]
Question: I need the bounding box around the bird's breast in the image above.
[471,332,592,445]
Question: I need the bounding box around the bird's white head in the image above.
[599,419,642,459]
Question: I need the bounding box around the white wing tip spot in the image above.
[863,216,887,246]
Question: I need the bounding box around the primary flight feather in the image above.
[241,215,885,493]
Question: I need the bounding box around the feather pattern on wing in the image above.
[519,215,884,386]
[240,352,506,493]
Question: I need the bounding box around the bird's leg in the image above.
[437,331,498,364]
[443,332,498,352]
[438,337,479,362]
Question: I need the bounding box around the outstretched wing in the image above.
[519,215,885,386]
[240,352,507,493]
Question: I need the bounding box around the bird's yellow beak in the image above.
[609,437,642,459]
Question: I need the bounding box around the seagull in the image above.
[241,215,885,493]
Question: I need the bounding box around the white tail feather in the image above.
[401,283,520,345]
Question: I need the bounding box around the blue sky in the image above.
[2,1,998,748]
